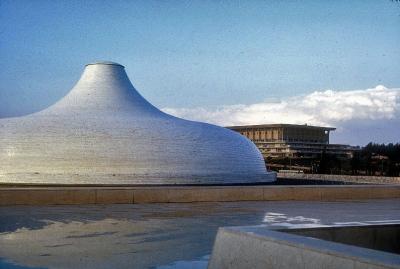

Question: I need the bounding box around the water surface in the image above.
[0,199,399,269]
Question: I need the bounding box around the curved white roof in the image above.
[0,62,276,184]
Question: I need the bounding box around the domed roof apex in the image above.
[85,61,124,67]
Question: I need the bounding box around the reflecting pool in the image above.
[1,199,399,269]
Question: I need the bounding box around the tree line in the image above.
[349,142,400,176]
[319,142,400,176]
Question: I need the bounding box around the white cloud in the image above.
[162,85,400,145]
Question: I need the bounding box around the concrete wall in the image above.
[278,173,400,184]
[285,225,400,254]
[208,226,400,269]
[1,185,400,206]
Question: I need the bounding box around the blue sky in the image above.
[1,0,399,144]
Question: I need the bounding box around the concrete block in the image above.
[208,228,305,269]
[194,187,263,202]
[144,186,265,203]
[166,187,202,202]
[236,187,264,201]
[300,249,354,269]
[1,185,399,205]
[319,186,400,201]
[133,188,169,203]
[354,261,393,269]
[55,189,97,205]
[0,189,96,205]
[263,187,292,200]
[320,186,358,200]
[0,190,29,205]
[209,225,400,269]
[96,189,134,204]
[290,187,321,201]
[370,187,400,199]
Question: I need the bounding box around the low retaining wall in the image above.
[278,173,400,184]
[0,185,400,205]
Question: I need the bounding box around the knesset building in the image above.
[0,62,276,185]
[228,124,358,171]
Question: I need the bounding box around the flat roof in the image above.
[226,123,336,131]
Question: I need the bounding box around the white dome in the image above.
[0,62,276,184]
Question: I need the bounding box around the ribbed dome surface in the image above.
[0,62,276,184]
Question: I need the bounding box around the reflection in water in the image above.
[263,212,323,228]
[0,258,46,269]
[0,200,399,269]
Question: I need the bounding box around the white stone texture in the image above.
[0,62,276,184]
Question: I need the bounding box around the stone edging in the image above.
[0,185,399,205]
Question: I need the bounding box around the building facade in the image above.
[227,124,358,172]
